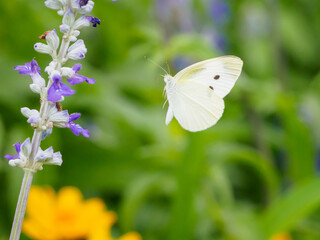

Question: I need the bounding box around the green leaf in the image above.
[278,94,315,182]
[261,178,320,237]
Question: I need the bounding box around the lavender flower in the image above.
[66,113,90,137]
[47,73,75,102]
[60,9,75,34]
[67,39,87,60]
[47,103,69,127]
[14,60,45,93]
[4,143,21,160]
[14,60,41,75]
[72,0,94,14]
[87,16,101,27]
[45,0,67,15]
[72,15,91,30]
[61,63,95,85]
[8,0,115,238]
[210,0,230,25]
[21,108,40,124]
[34,30,60,56]
[6,138,31,167]
[79,0,89,6]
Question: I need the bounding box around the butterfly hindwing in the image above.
[174,56,243,98]
[167,81,225,132]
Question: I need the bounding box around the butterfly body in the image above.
[163,56,243,132]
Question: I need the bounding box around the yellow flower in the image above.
[269,233,291,240]
[23,186,142,240]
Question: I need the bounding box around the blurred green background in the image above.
[1,0,320,239]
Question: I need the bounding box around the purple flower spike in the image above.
[14,60,41,76]
[47,74,75,102]
[87,16,101,27]
[66,113,90,138]
[4,142,21,160]
[210,0,230,24]
[67,63,95,85]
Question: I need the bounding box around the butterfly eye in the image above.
[209,86,214,90]
[214,75,220,80]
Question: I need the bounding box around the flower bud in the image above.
[34,43,52,54]
[46,29,60,51]
[63,8,75,26]
[67,40,87,60]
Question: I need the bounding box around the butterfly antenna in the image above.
[144,56,169,75]
[162,87,167,97]
[166,61,171,75]
[162,99,168,109]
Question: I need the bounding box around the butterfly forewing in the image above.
[167,81,225,132]
[174,56,243,98]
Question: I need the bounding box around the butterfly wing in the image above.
[174,56,243,98]
[166,81,224,132]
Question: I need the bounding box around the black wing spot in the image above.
[214,75,220,80]
[209,86,214,90]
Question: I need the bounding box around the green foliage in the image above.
[1,0,320,239]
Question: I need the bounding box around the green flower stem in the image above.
[9,170,34,240]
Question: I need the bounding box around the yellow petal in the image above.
[118,232,142,240]
[269,233,291,240]
[57,186,83,210]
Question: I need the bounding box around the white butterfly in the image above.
[163,56,243,132]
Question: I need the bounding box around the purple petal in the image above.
[5,142,21,160]
[30,60,41,75]
[14,60,41,76]
[4,154,19,160]
[82,129,90,137]
[60,82,76,96]
[79,0,89,7]
[85,77,95,84]
[72,63,82,72]
[87,16,101,27]
[69,122,89,138]
[69,123,81,136]
[14,143,21,153]
[67,74,85,85]
[47,76,75,102]
[52,74,62,83]
[47,84,63,102]
[28,116,40,123]
[67,73,95,85]
[14,62,32,75]
[69,113,81,122]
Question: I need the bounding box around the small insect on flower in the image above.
[38,30,52,40]
[56,102,62,111]
[162,56,243,132]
